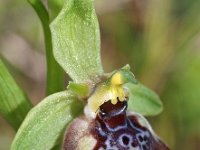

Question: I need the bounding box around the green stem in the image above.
[28,0,65,95]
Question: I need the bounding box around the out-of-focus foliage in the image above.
[0,0,200,150]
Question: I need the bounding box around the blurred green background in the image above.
[0,0,200,149]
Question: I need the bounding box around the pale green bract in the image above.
[48,0,64,20]
[11,91,83,150]
[0,59,32,131]
[50,0,103,83]
[126,83,163,116]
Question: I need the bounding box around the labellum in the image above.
[63,100,169,150]
[63,67,170,150]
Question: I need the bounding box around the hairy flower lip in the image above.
[63,114,170,150]
[62,116,95,150]
[63,100,170,150]
[63,66,168,150]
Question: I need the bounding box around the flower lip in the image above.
[98,99,127,119]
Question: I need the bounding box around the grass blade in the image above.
[0,59,32,130]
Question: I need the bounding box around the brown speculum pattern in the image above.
[91,100,169,150]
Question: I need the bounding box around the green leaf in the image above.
[11,91,83,150]
[126,83,163,116]
[0,59,32,131]
[50,0,103,83]
[28,0,65,95]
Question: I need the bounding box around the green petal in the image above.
[126,83,163,116]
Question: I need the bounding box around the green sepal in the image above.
[50,0,103,83]
[11,91,83,150]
